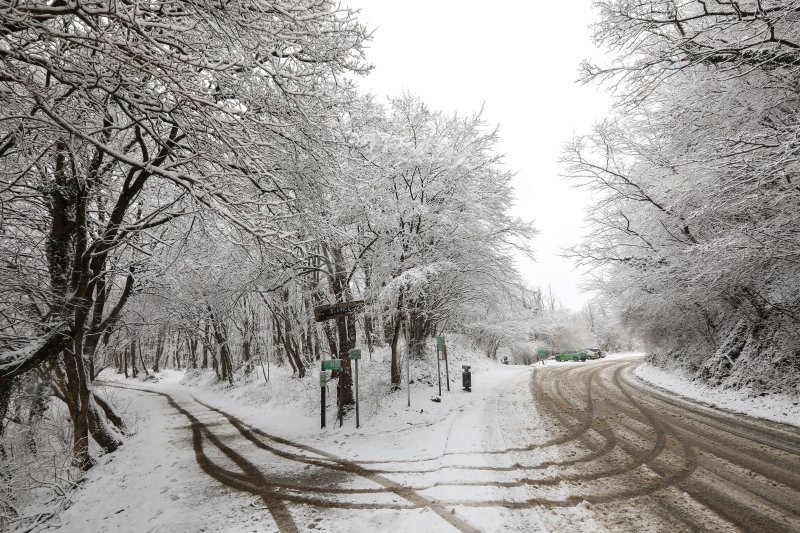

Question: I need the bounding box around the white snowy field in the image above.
[29,348,800,532]
[52,342,604,532]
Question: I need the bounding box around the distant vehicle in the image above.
[584,348,603,359]
[554,351,588,362]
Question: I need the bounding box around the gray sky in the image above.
[347,1,610,309]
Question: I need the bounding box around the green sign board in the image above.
[348,348,361,360]
[322,359,342,371]
[319,371,328,385]
[437,336,447,360]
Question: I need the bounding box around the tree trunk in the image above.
[202,321,210,369]
[272,309,305,377]
[138,347,150,378]
[173,333,182,370]
[93,393,126,432]
[130,339,138,378]
[0,376,14,440]
[189,334,198,369]
[390,290,404,386]
[62,347,95,470]
[210,347,221,380]
[335,314,356,405]
[153,330,165,373]
[242,337,252,374]
[405,307,428,360]
[364,314,375,352]
[88,395,123,452]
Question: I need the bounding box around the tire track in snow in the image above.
[107,383,481,533]
[513,358,800,531]
[104,357,800,532]
[116,386,300,533]
[615,366,800,531]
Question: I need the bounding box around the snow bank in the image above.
[166,334,496,429]
[635,361,800,428]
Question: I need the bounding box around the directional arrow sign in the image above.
[314,300,365,322]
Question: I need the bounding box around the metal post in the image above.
[406,349,410,407]
[321,364,326,428]
[337,369,343,428]
[355,358,360,428]
[444,341,450,392]
[437,343,442,396]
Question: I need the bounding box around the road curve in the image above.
[531,358,800,532]
[103,359,800,532]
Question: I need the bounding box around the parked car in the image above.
[554,351,588,362]
[584,348,603,359]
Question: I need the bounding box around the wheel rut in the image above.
[103,358,800,532]
[107,383,481,533]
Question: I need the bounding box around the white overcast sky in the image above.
[346,1,610,310]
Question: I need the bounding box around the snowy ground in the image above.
[633,356,800,428]
[38,349,800,532]
[52,342,604,532]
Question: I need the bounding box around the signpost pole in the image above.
[347,348,362,428]
[355,358,360,428]
[406,348,410,407]
[337,371,343,428]
[444,339,450,392]
[320,364,326,428]
[320,359,342,428]
[436,340,442,397]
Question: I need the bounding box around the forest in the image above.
[2,0,799,529]
[564,0,800,394]
[0,0,543,481]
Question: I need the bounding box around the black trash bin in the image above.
[462,365,471,392]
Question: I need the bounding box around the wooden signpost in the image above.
[314,300,365,429]
[313,300,365,322]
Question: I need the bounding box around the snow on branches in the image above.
[566,0,800,393]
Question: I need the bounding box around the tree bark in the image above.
[390,290,404,386]
[153,329,165,373]
[202,321,210,369]
[130,339,138,378]
[0,376,14,439]
[62,347,95,470]
[88,395,123,452]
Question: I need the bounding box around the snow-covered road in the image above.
[55,358,800,532]
[531,357,800,532]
